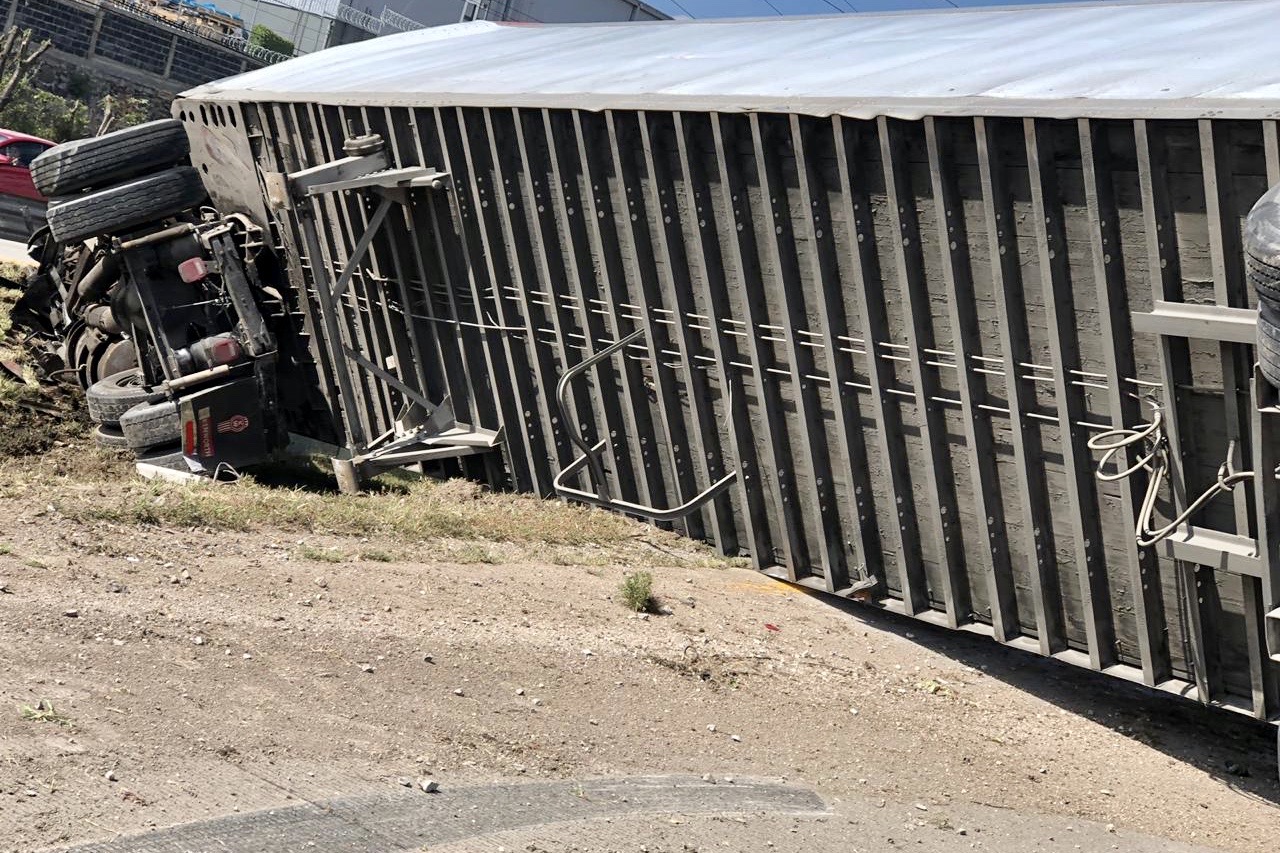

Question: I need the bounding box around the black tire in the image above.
[1258,301,1280,389]
[120,400,180,450]
[1246,184,1280,308]
[31,120,189,198]
[91,424,130,450]
[46,167,207,245]
[86,369,165,426]
[135,443,189,472]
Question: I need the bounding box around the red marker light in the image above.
[178,257,208,283]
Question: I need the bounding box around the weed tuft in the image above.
[20,700,72,727]
[619,570,655,613]
[297,544,346,563]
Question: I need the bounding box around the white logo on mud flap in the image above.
[198,407,214,457]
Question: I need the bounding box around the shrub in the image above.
[250,25,294,57]
[618,570,654,612]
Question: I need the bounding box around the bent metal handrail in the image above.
[553,329,737,523]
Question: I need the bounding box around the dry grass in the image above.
[0,288,727,569]
[0,444,722,568]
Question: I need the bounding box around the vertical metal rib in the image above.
[540,108,633,503]
[749,112,841,586]
[511,108,600,476]
[1200,119,1254,535]
[348,105,440,432]
[604,110,702,537]
[481,106,569,491]
[570,111,667,512]
[710,112,806,577]
[368,107,438,429]
[1132,118,1183,686]
[1078,118,1163,674]
[261,103,345,438]
[878,116,968,625]
[411,107,486,431]
[312,104,396,439]
[791,113,881,593]
[673,111,769,565]
[975,116,1063,652]
[925,117,1016,639]
[1024,118,1113,667]
[286,102,369,448]
[833,116,926,611]
[638,112,736,552]
[1250,397,1280,719]
[449,107,547,492]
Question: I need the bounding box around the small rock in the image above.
[242,653,252,660]
[849,708,859,716]
[397,777,413,787]
[361,664,375,673]
[181,570,191,581]
[419,778,440,793]
[169,576,180,585]
[723,776,734,784]
[730,735,741,743]
[701,773,713,783]
[957,828,968,836]
[423,654,434,663]
[0,579,11,594]
[707,724,716,732]
[583,649,594,657]
[1099,789,1114,797]
[914,804,928,812]
[516,688,525,696]
[1105,823,1116,834]
[589,718,599,726]
[532,698,543,707]
[315,577,328,589]
[105,770,118,782]
[24,789,37,797]
[453,688,464,696]
[384,605,391,612]
[193,636,205,646]
[63,609,79,618]
[106,581,126,594]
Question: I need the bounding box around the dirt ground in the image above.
[0,434,1278,852]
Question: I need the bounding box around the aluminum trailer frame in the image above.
[175,6,1280,723]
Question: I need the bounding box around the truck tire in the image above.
[120,399,180,450]
[46,167,207,245]
[1246,183,1280,308]
[1258,301,1280,389]
[91,424,130,450]
[86,369,165,426]
[31,120,190,198]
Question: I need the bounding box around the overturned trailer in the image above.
[173,1,1280,721]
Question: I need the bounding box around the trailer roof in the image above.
[184,0,1280,120]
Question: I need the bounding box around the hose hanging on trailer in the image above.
[1087,399,1255,547]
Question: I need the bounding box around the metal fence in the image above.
[176,95,1280,723]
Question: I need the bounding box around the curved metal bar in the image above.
[553,328,738,521]
[555,440,739,523]
[554,329,644,503]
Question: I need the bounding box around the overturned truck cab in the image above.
[23,2,1280,734]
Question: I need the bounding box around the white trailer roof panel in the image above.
[185,0,1280,119]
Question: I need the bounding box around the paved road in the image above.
[51,775,1223,853]
[0,236,34,268]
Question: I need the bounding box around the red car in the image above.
[0,129,55,201]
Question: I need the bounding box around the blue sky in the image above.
[646,0,1078,15]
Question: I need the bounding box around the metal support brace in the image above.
[552,330,738,522]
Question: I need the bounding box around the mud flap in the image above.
[178,376,270,473]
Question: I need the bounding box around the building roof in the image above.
[184,0,1280,119]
